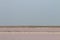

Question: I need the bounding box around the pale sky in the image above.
[0,0,60,26]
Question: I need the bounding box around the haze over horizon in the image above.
[0,0,60,26]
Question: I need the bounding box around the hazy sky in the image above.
[0,0,60,26]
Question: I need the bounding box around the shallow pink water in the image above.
[0,27,60,32]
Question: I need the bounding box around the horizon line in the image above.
[0,26,60,28]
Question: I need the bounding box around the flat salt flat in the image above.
[0,32,60,40]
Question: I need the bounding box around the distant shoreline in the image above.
[0,26,60,28]
[0,26,60,32]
